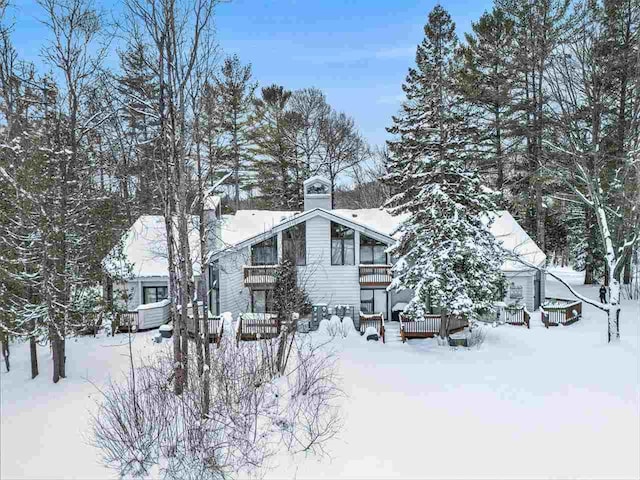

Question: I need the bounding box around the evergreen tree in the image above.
[386,5,466,200]
[458,7,516,193]
[251,84,303,209]
[209,55,257,211]
[386,5,506,338]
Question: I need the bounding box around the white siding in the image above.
[218,247,251,317]
[503,271,536,311]
[298,216,360,312]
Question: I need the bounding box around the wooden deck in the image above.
[185,315,224,346]
[541,298,582,327]
[399,313,468,342]
[359,265,392,286]
[236,313,281,343]
[503,305,530,328]
[359,313,385,343]
[243,265,278,288]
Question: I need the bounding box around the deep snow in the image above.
[1,269,638,479]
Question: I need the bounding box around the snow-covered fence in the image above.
[541,298,582,327]
[399,313,468,342]
[502,305,530,328]
[236,313,281,343]
[358,313,385,343]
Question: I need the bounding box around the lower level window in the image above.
[143,286,168,304]
[360,289,387,315]
[251,289,274,313]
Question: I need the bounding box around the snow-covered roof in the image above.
[218,210,299,247]
[103,215,202,279]
[490,210,546,270]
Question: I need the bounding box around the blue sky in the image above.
[9,0,493,147]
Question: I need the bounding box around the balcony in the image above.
[243,265,278,288]
[359,264,392,286]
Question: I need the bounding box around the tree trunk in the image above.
[438,313,450,341]
[1,331,9,373]
[30,318,38,379]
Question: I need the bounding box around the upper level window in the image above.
[283,223,306,266]
[251,236,277,265]
[331,222,354,265]
[360,234,387,265]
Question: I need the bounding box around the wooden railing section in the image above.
[359,265,393,286]
[185,315,224,346]
[503,305,530,328]
[236,313,281,343]
[358,313,385,343]
[541,298,582,327]
[243,265,278,288]
[399,313,468,343]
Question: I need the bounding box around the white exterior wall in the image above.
[503,270,536,312]
[218,247,251,317]
[117,277,169,311]
[298,215,361,313]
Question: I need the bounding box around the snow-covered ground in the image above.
[1,269,638,479]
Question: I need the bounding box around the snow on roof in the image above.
[332,208,407,238]
[218,210,299,247]
[103,215,202,279]
[490,210,546,270]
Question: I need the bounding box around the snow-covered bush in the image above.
[91,332,342,479]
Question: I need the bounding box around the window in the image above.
[251,236,278,265]
[360,234,387,265]
[251,289,274,313]
[283,224,306,265]
[360,289,387,315]
[306,181,329,194]
[143,285,168,304]
[331,222,355,265]
[209,261,220,316]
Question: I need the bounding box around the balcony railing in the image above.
[243,265,278,288]
[359,264,392,286]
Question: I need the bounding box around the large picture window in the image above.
[283,224,306,265]
[331,222,354,265]
[251,236,278,265]
[251,289,274,314]
[360,289,387,315]
[360,234,387,264]
[143,285,168,304]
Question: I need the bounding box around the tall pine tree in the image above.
[386,5,506,338]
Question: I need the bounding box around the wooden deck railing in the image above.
[114,311,139,332]
[359,265,392,286]
[236,313,281,343]
[399,313,468,342]
[185,315,224,346]
[541,298,582,327]
[503,305,530,328]
[243,265,278,288]
[358,313,385,343]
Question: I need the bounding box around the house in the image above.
[102,195,221,312]
[208,176,546,321]
[104,175,546,322]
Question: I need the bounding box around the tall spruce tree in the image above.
[386,5,506,338]
[458,8,517,193]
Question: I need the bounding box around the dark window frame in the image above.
[282,223,306,266]
[209,262,220,316]
[360,288,388,315]
[251,289,274,314]
[359,234,388,265]
[142,285,168,304]
[251,236,278,266]
[331,222,355,266]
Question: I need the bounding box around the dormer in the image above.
[303,176,332,211]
